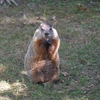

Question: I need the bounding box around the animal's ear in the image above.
[39,22,45,31]
[40,27,44,31]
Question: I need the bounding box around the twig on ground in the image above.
[0,0,18,6]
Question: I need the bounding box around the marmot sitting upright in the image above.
[24,22,60,83]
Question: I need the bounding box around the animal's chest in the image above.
[41,41,51,60]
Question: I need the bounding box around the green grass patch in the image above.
[0,0,100,100]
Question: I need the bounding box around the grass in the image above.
[0,0,100,100]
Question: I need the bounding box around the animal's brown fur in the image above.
[24,22,60,83]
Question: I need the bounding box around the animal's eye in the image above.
[41,28,44,31]
[50,28,52,31]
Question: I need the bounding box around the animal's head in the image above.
[39,22,54,41]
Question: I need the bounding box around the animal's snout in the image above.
[45,33,49,36]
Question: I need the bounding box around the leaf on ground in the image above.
[58,90,63,94]
[77,3,90,12]
[61,72,69,76]
[21,70,27,75]
[61,80,65,83]
[51,16,56,21]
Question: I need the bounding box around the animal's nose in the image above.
[45,33,49,36]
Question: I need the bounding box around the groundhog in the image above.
[24,22,60,83]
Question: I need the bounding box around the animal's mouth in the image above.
[43,36,49,41]
[45,35,52,41]
[46,39,52,45]
[43,38,52,45]
[43,35,53,45]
